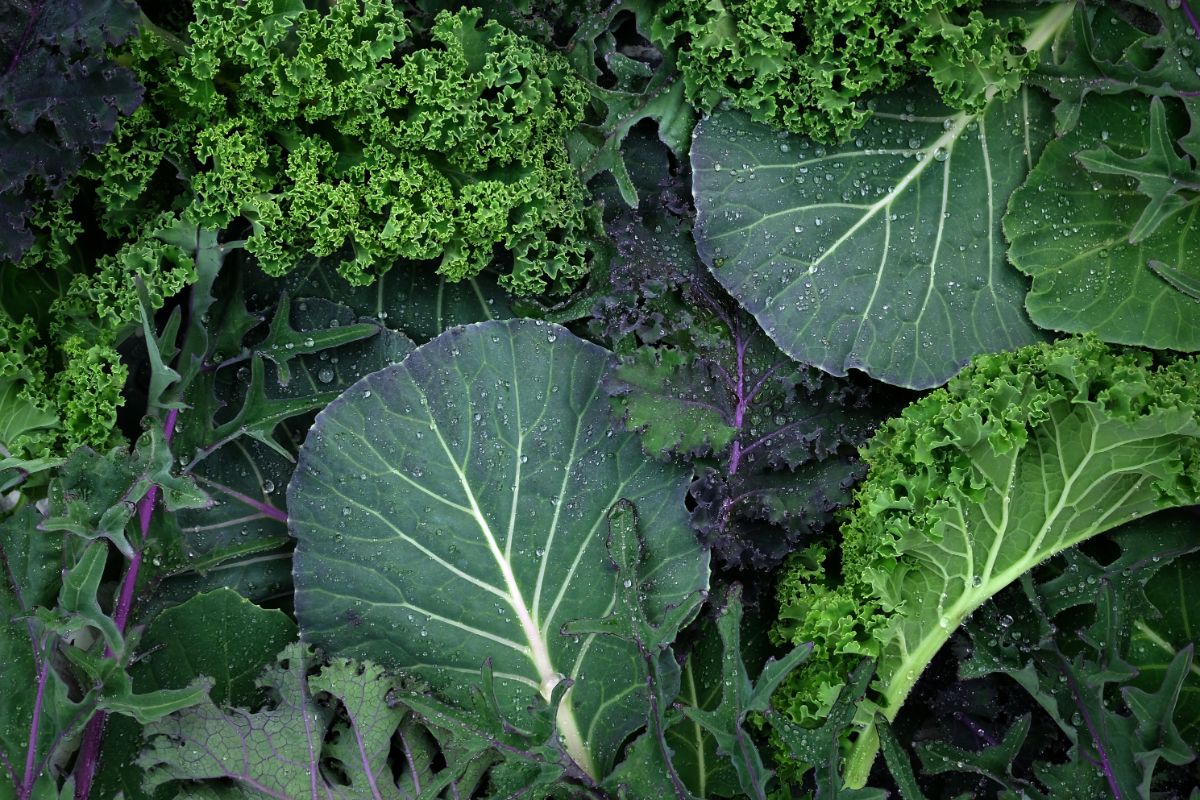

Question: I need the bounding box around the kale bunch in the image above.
[114,0,595,293]
[0,0,598,475]
[650,0,1035,142]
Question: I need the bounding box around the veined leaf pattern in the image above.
[691,80,1051,389]
[289,319,709,778]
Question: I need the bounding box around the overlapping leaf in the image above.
[1005,94,1200,352]
[290,319,709,778]
[691,81,1052,389]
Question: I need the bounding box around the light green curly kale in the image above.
[771,336,1200,787]
[650,0,1035,142]
[0,211,196,480]
[123,0,595,294]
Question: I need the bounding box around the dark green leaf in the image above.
[1074,98,1200,243]
[679,586,810,800]
[1005,94,1200,351]
[876,716,927,800]
[691,82,1051,389]
[1148,260,1200,303]
[290,319,709,779]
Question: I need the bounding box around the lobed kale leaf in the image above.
[957,510,1200,799]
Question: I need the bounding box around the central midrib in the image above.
[423,382,595,778]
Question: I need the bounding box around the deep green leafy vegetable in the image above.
[769,660,886,798]
[289,319,709,778]
[1,508,210,800]
[269,260,512,345]
[1005,94,1200,352]
[92,589,297,800]
[773,336,1200,787]
[112,1,595,295]
[138,643,455,799]
[678,585,811,800]
[0,0,142,262]
[690,30,1067,389]
[1132,547,1200,752]
[914,714,1035,796]
[566,499,706,800]
[650,0,1036,143]
[667,626,741,798]
[603,208,892,569]
[565,0,695,208]
[1074,97,1200,245]
[1031,2,1200,134]
[962,511,1200,799]
[0,218,200,486]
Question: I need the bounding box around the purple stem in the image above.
[18,661,50,800]
[192,477,287,523]
[4,1,43,78]
[1061,664,1122,799]
[1182,0,1200,40]
[74,409,179,800]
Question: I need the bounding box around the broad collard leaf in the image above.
[289,319,709,779]
[1005,94,1200,352]
[691,72,1059,389]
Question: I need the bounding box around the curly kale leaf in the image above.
[602,207,894,571]
[772,337,1200,788]
[0,215,198,483]
[0,0,143,262]
[648,0,1035,142]
[115,1,595,295]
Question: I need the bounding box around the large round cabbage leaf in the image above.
[691,83,1051,389]
[289,319,708,778]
